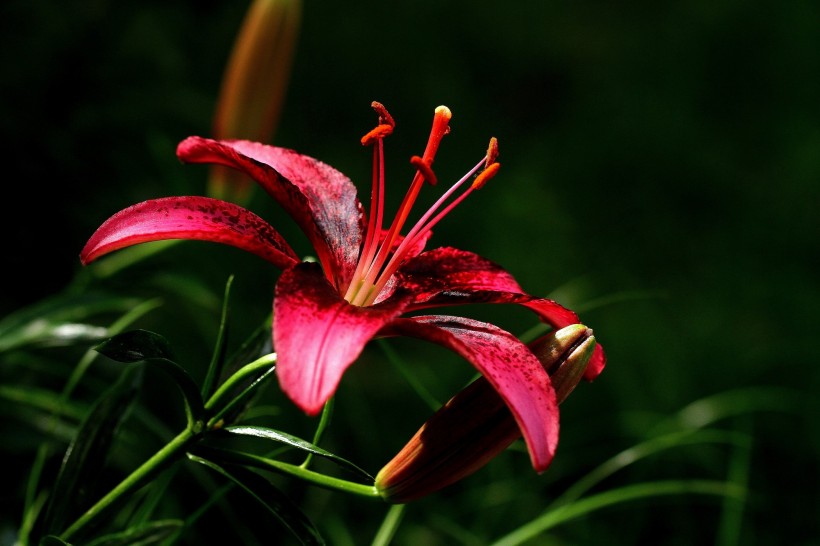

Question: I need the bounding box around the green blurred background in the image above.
[2,0,818,544]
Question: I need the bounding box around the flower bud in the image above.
[209,0,301,203]
[375,324,596,503]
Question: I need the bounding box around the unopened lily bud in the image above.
[209,0,301,203]
[529,324,596,404]
[375,324,596,503]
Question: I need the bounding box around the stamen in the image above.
[362,156,488,305]
[346,104,500,307]
[345,104,390,301]
[371,101,396,128]
[361,124,393,146]
[361,103,396,146]
[472,162,500,189]
[485,137,499,168]
[358,106,453,294]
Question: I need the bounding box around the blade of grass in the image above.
[491,480,746,546]
[551,429,748,508]
[201,275,234,400]
[377,339,440,411]
[716,416,752,546]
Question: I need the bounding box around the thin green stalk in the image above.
[196,447,380,499]
[206,366,277,429]
[301,398,334,469]
[550,429,745,509]
[491,480,746,546]
[201,276,234,400]
[204,353,277,413]
[371,504,406,546]
[17,490,48,546]
[378,339,440,411]
[716,417,752,546]
[60,426,201,541]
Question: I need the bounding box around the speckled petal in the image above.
[177,137,363,290]
[398,247,606,380]
[381,315,559,472]
[273,262,410,415]
[80,196,299,269]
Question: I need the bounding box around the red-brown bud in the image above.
[375,324,596,503]
[209,0,301,203]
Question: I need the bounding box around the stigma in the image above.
[343,102,501,307]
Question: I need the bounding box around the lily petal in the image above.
[177,137,363,290]
[80,196,300,268]
[381,315,559,472]
[273,262,410,415]
[400,247,525,295]
[399,247,606,380]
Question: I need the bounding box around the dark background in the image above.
[2,0,818,544]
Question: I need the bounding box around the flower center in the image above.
[342,102,501,307]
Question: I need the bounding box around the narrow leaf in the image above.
[491,480,746,546]
[95,330,205,423]
[0,293,139,353]
[188,454,325,546]
[95,330,174,363]
[42,368,141,535]
[39,536,72,546]
[224,425,373,481]
[84,519,183,546]
[202,275,235,399]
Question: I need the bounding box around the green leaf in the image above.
[41,368,141,536]
[95,330,205,423]
[95,330,174,363]
[190,446,378,498]
[223,425,373,481]
[0,385,87,422]
[491,480,746,546]
[0,293,141,353]
[188,454,325,546]
[39,535,72,546]
[551,429,749,508]
[201,275,235,400]
[84,519,184,546]
[203,353,277,426]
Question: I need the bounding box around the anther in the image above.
[485,137,499,169]
[361,124,394,146]
[371,101,396,128]
[410,155,438,186]
[472,162,500,189]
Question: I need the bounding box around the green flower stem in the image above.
[60,426,201,541]
[204,353,277,414]
[60,353,278,540]
[206,366,276,429]
[301,397,334,469]
[371,504,406,546]
[200,447,381,499]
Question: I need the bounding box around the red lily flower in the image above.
[80,102,605,472]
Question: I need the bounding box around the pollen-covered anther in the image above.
[485,137,499,168]
[410,155,438,186]
[472,162,500,189]
[361,124,394,146]
[371,101,396,128]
